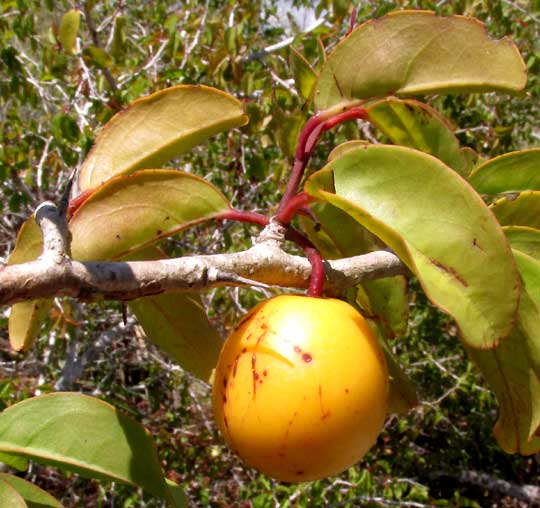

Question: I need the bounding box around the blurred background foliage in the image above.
[1,0,540,506]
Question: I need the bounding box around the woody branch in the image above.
[0,203,406,306]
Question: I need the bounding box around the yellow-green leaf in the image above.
[0,473,63,508]
[503,226,540,261]
[367,97,468,176]
[130,293,221,383]
[58,10,80,55]
[306,144,519,349]
[0,479,27,508]
[289,47,318,101]
[466,249,540,454]
[78,85,248,190]
[315,11,526,110]
[7,218,52,352]
[469,149,540,195]
[491,191,540,229]
[70,170,230,261]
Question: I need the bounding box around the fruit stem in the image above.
[285,227,325,297]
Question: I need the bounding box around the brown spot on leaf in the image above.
[429,258,468,287]
[294,345,302,354]
[302,353,313,363]
[332,73,345,99]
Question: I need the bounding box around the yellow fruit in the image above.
[212,295,388,483]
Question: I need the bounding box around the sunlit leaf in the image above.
[289,47,318,101]
[306,144,519,349]
[503,226,540,260]
[315,11,526,110]
[0,479,27,508]
[491,191,540,229]
[70,170,230,261]
[466,248,540,454]
[469,149,540,195]
[0,393,175,504]
[327,140,370,162]
[58,10,80,55]
[366,98,468,176]
[78,85,248,190]
[0,473,63,508]
[7,217,52,352]
[0,452,28,471]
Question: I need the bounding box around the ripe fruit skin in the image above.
[212,295,388,483]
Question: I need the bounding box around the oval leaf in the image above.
[366,97,468,176]
[491,191,540,229]
[58,10,80,55]
[70,170,230,261]
[0,473,63,508]
[0,393,174,504]
[469,149,540,195]
[78,85,248,190]
[306,144,519,349]
[7,217,52,352]
[0,479,27,508]
[315,11,526,110]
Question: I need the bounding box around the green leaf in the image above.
[491,191,540,229]
[366,98,468,176]
[0,479,27,508]
[314,11,526,110]
[7,217,52,352]
[360,278,409,340]
[110,16,126,60]
[0,393,174,504]
[289,47,318,101]
[466,249,540,454]
[0,473,63,508]
[328,140,370,162]
[130,294,222,382]
[0,452,28,471]
[125,248,222,382]
[82,46,113,69]
[78,85,249,190]
[370,324,418,415]
[469,149,540,195]
[58,9,80,55]
[503,226,540,260]
[70,170,230,261]
[166,480,188,508]
[305,144,519,349]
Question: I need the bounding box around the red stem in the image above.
[215,209,270,227]
[276,192,314,224]
[285,228,325,297]
[277,106,368,217]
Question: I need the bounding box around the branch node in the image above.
[35,201,71,264]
